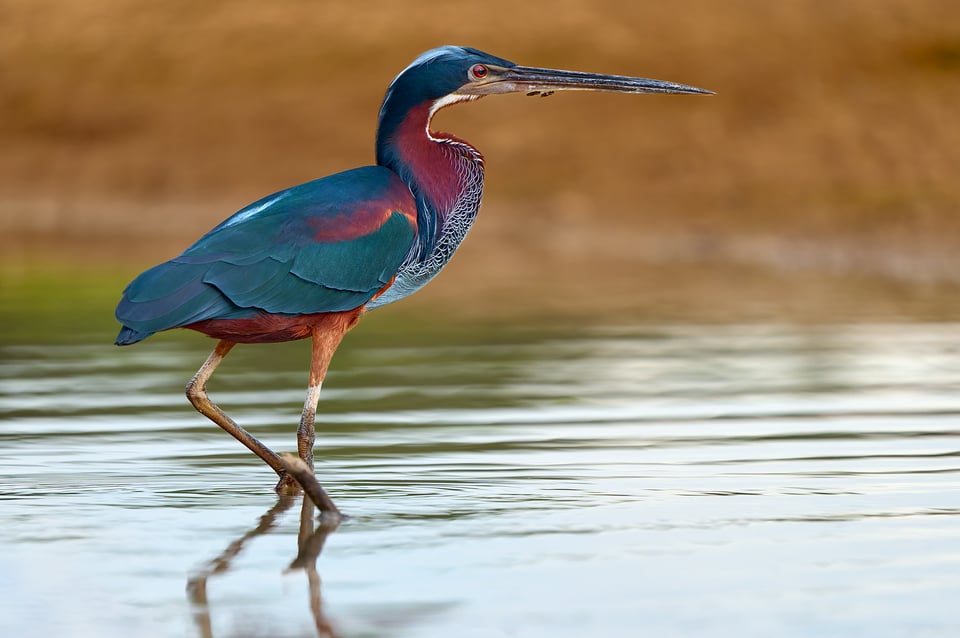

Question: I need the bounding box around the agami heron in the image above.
[115,46,711,500]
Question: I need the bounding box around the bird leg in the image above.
[295,326,350,471]
[186,340,291,487]
[297,382,322,469]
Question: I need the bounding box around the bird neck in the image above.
[375,99,485,259]
[368,99,486,308]
[376,101,484,216]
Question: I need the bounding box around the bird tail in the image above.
[114,259,243,346]
[115,326,152,346]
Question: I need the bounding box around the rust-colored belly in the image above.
[186,308,364,344]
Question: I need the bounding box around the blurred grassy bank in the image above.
[2,0,959,321]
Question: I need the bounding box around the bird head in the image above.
[376,46,712,174]
[384,45,712,112]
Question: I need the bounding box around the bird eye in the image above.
[469,64,488,80]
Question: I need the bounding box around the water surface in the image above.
[2,322,959,637]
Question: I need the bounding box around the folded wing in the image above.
[115,166,417,344]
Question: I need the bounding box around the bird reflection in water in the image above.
[187,497,341,638]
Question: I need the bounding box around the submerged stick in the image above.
[280,454,341,516]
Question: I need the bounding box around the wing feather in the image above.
[115,166,417,344]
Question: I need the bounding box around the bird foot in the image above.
[274,472,303,495]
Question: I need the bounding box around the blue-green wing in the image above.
[115,166,417,344]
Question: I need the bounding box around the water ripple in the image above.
[2,324,960,637]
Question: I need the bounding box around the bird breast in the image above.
[367,141,485,308]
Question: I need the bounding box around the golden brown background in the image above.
[3,0,959,321]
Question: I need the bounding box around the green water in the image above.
[1,272,959,637]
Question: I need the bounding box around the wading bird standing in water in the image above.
[115,46,711,505]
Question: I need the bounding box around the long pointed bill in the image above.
[460,65,713,97]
